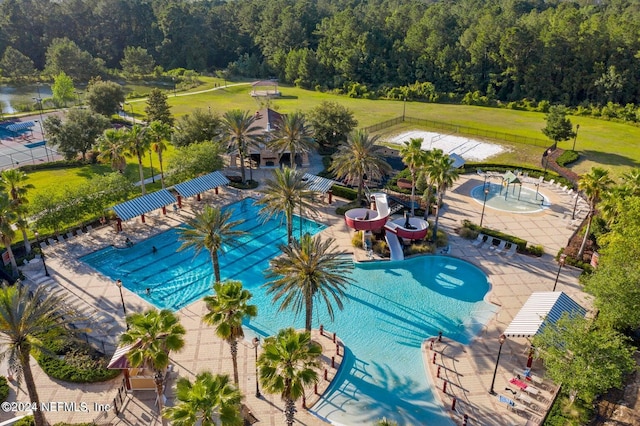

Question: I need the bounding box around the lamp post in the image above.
[33,231,49,276]
[172,77,177,97]
[149,151,155,183]
[489,334,507,395]
[553,254,567,292]
[115,279,129,329]
[543,148,552,178]
[480,188,490,227]
[252,337,261,398]
[402,97,406,121]
[572,124,580,152]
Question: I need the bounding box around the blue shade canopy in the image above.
[449,153,466,169]
[302,173,336,194]
[173,171,230,198]
[504,291,587,338]
[112,189,175,221]
[6,121,35,132]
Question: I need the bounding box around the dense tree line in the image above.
[2,0,640,106]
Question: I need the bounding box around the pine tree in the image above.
[145,88,174,126]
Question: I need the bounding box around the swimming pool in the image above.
[81,198,327,310]
[471,182,549,213]
[82,198,495,425]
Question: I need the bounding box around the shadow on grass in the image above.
[579,150,640,169]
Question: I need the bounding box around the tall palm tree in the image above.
[577,167,613,257]
[258,328,322,426]
[220,110,262,183]
[0,169,34,254]
[177,205,246,283]
[265,233,353,331]
[256,167,316,244]
[267,111,316,169]
[622,168,640,196]
[148,120,172,189]
[425,150,459,242]
[125,124,151,194]
[330,129,392,204]
[164,371,243,426]
[121,309,186,421]
[202,280,257,385]
[0,194,18,277]
[97,128,128,173]
[0,283,72,426]
[399,138,427,216]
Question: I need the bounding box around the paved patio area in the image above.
[4,167,592,426]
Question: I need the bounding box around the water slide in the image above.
[385,231,404,261]
[344,193,391,231]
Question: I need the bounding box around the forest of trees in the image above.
[1,0,640,107]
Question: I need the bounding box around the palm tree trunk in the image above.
[19,345,47,426]
[284,398,296,426]
[229,339,239,385]
[410,170,416,216]
[305,297,313,332]
[239,150,246,183]
[286,207,293,244]
[212,251,221,282]
[21,228,31,254]
[577,213,594,258]
[138,155,146,195]
[357,179,364,206]
[423,184,433,219]
[158,152,165,189]
[154,370,167,425]
[3,237,17,278]
[291,148,297,169]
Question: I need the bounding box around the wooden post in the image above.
[141,214,145,223]
[451,397,456,411]
[442,381,447,394]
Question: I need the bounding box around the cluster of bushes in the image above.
[459,220,541,255]
[555,151,580,167]
[35,336,120,383]
[331,185,358,201]
[0,376,9,402]
[13,417,96,426]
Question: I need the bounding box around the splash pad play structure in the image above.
[474,171,550,213]
[344,193,429,260]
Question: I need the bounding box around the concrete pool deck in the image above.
[6,170,592,425]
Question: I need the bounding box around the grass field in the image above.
[124,79,640,178]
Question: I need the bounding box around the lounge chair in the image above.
[501,244,517,258]
[57,235,66,244]
[489,239,507,254]
[515,392,538,410]
[472,233,486,247]
[76,229,84,237]
[87,225,94,232]
[39,241,48,250]
[47,237,57,246]
[66,232,75,240]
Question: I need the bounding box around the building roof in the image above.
[302,173,336,194]
[173,171,230,198]
[253,108,283,133]
[503,291,586,338]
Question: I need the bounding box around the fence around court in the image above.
[364,116,550,147]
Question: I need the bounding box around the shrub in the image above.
[372,240,389,257]
[14,417,35,426]
[35,337,121,383]
[352,231,363,248]
[405,241,433,256]
[331,185,358,201]
[556,150,579,167]
[0,376,8,402]
[459,227,478,240]
[461,219,527,251]
[229,179,259,190]
[526,244,544,257]
[335,200,361,215]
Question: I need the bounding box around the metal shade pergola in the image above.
[173,171,230,198]
[112,189,175,221]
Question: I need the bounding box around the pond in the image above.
[0,84,52,114]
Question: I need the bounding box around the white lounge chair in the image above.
[66,232,75,240]
[39,241,48,250]
[489,239,507,254]
[501,244,517,257]
[57,235,66,244]
[47,237,57,246]
[87,225,94,232]
[472,233,486,247]
[515,392,539,410]
[76,229,84,237]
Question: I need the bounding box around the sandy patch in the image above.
[387,130,505,162]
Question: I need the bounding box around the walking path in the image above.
[4,167,592,425]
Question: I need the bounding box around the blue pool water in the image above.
[82,198,496,425]
[471,182,549,213]
[82,198,327,310]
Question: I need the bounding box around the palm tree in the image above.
[97,128,128,173]
[258,328,322,426]
[0,194,18,277]
[177,205,246,283]
[220,110,262,183]
[622,168,640,196]
[0,283,72,426]
[0,169,34,254]
[148,120,172,189]
[202,280,257,385]
[121,309,186,420]
[330,129,392,204]
[265,233,353,331]
[125,124,151,194]
[163,371,243,426]
[577,167,613,258]
[399,138,427,216]
[256,167,316,244]
[425,150,459,242]
[267,111,316,169]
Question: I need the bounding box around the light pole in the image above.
[543,148,552,178]
[572,124,580,151]
[172,77,177,97]
[489,334,507,395]
[115,279,129,329]
[553,254,567,292]
[149,151,155,183]
[252,337,261,398]
[33,231,49,276]
[402,96,406,121]
[480,188,489,227]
